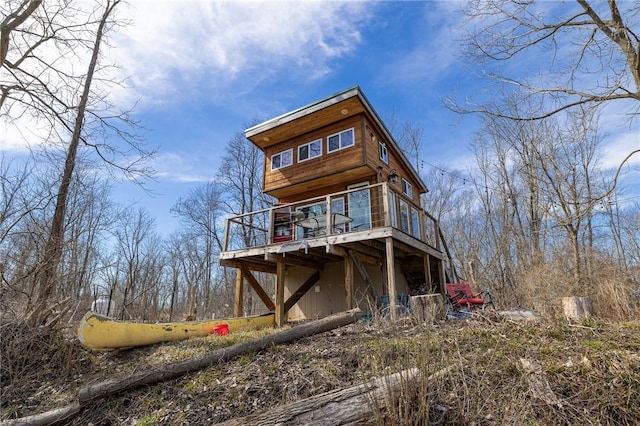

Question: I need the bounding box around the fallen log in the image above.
[1,309,362,426]
[0,403,81,426]
[217,365,455,426]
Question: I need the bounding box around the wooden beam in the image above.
[275,259,286,327]
[221,259,277,274]
[385,237,398,320]
[348,249,378,300]
[240,265,275,311]
[341,241,385,259]
[234,268,244,317]
[284,270,321,312]
[344,255,354,310]
[391,229,443,259]
[265,253,324,271]
[327,244,379,265]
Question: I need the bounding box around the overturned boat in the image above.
[77,311,275,350]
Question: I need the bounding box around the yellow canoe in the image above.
[78,311,275,350]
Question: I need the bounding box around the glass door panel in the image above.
[347,183,371,231]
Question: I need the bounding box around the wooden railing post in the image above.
[223,218,231,251]
[325,194,332,235]
[382,182,390,227]
[267,207,275,245]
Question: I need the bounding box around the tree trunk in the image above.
[28,0,119,326]
[561,296,593,321]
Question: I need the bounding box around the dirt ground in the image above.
[2,312,640,425]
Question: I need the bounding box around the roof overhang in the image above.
[245,86,428,194]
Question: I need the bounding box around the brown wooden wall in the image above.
[263,115,367,195]
[363,117,423,204]
[260,108,424,205]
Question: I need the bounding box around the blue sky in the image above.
[2,1,638,234]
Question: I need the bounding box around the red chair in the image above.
[445,283,494,311]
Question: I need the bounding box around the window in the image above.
[330,197,346,232]
[411,207,421,238]
[402,178,413,198]
[389,192,398,228]
[399,199,410,233]
[271,149,292,171]
[379,142,388,164]
[327,128,354,153]
[298,139,322,162]
[348,182,372,231]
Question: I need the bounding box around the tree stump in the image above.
[561,297,593,321]
[410,294,444,323]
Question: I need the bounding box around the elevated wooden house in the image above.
[219,86,454,325]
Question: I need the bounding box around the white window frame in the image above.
[402,178,413,198]
[327,128,355,153]
[298,139,322,163]
[379,142,388,164]
[271,148,293,171]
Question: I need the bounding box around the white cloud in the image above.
[152,151,211,183]
[2,1,373,153]
[110,1,371,110]
[600,131,640,170]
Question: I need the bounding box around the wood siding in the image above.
[263,115,367,196]
[285,261,410,321]
[363,117,423,204]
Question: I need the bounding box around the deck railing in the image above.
[222,182,442,253]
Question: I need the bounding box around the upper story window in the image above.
[379,142,388,164]
[327,128,354,153]
[298,139,322,162]
[402,178,413,198]
[271,149,293,171]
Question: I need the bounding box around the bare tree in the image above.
[219,130,273,315]
[455,0,640,120]
[111,206,157,320]
[171,182,226,319]
[1,0,155,324]
[396,122,425,174]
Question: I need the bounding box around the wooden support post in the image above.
[382,182,390,227]
[275,258,286,327]
[344,255,354,310]
[233,268,244,317]
[385,237,397,320]
[423,254,432,293]
[438,258,446,292]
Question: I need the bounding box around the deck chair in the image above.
[445,283,494,312]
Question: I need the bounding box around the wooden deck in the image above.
[219,182,453,324]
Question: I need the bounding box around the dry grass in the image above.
[2,312,640,425]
